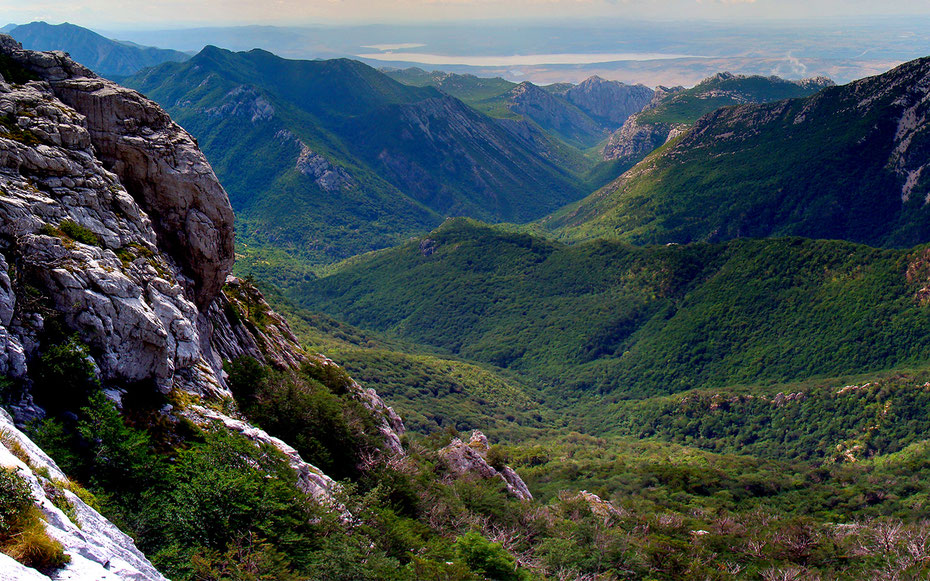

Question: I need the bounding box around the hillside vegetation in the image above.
[550,58,930,248]
[290,220,930,411]
[7,21,189,78]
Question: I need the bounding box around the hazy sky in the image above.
[6,0,930,28]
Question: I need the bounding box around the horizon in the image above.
[6,14,930,86]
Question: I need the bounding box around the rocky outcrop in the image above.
[274,129,355,193]
[440,431,532,501]
[0,408,166,580]
[602,116,687,164]
[205,85,275,123]
[209,275,307,370]
[0,35,234,309]
[563,76,654,127]
[563,490,626,520]
[0,36,228,398]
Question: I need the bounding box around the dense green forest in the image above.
[289,220,930,411]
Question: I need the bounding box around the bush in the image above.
[226,357,381,480]
[58,220,100,246]
[31,336,99,414]
[0,467,32,530]
[454,531,526,581]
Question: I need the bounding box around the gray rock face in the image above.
[506,81,606,145]
[209,275,308,370]
[205,85,275,123]
[0,35,235,309]
[602,116,687,164]
[0,408,167,580]
[440,431,532,501]
[275,130,355,192]
[564,75,654,126]
[0,39,226,397]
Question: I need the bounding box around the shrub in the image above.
[301,360,354,396]
[58,220,100,246]
[0,467,32,530]
[75,392,163,494]
[31,335,99,414]
[226,357,381,480]
[454,531,526,581]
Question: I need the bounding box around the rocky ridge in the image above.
[560,75,654,127]
[505,81,607,147]
[602,72,833,164]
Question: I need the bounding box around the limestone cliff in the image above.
[561,75,654,127]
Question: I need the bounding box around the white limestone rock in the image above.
[0,408,166,581]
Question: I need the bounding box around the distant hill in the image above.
[385,68,653,149]
[546,57,930,248]
[291,219,930,403]
[125,48,590,279]
[602,72,833,166]
[6,21,189,77]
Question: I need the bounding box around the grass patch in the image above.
[0,113,41,146]
[42,482,80,529]
[38,220,101,248]
[58,220,100,247]
[0,468,70,574]
[0,429,31,467]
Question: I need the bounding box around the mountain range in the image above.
[385,68,653,148]
[4,21,189,78]
[123,46,602,280]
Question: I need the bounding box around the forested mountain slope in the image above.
[6,21,189,77]
[545,56,930,248]
[292,219,930,403]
